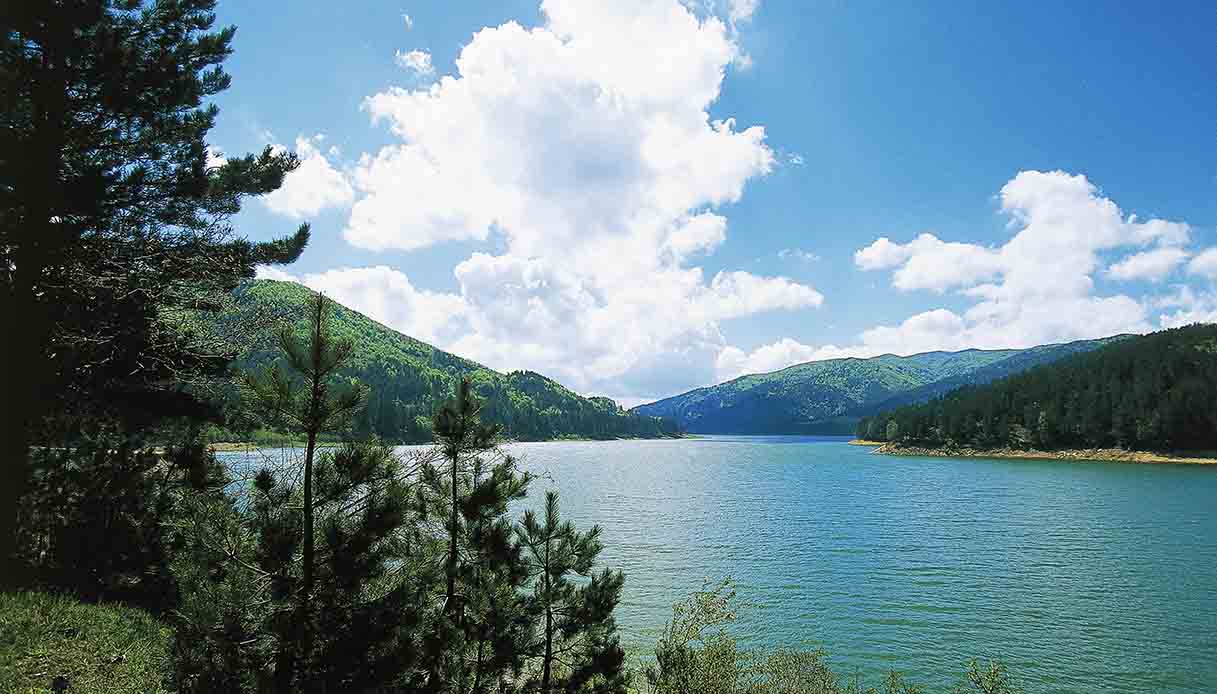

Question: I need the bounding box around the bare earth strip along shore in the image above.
[850,440,1217,465]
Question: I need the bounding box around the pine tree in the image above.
[518,491,628,694]
[239,291,366,689]
[2,0,309,587]
[171,440,435,693]
[420,378,533,692]
[173,294,439,692]
[872,325,1217,453]
[18,426,228,612]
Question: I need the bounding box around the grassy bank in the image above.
[858,441,1217,465]
[0,592,172,693]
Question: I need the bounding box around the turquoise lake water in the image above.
[220,436,1217,692]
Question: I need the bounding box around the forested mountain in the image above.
[858,324,1217,452]
[213,280,678,442]
[632,338,1120,434]
[849,337,1132,418]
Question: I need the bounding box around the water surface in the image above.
[221,436,1217,692]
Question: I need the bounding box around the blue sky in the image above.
[207,0,1217,405]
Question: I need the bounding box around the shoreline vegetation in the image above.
[206,433,687,452]
[851,440,1217,465]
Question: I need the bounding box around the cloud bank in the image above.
[262,0,821,404]
[255,4,1214,404]
[842,170,1202,356]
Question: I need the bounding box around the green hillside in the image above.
[847,336,1131,418]
[860,324,1217,451]
[213,280,678,442]
[632,338,1119,435]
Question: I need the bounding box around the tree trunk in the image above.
[446,447,458,611]
[2,38,69,590]
[472,631,486,694]
[296,294,324,681]
[302,427,317,599]
[472,463,487,693]
[0,289,32,590]
[542,535,553,694]
[273,611,299,694]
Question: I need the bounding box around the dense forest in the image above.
[634,338,1118,435]
[858,324,1217,452]
[212,279,679,442]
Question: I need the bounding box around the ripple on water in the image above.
[218,437,1217,693]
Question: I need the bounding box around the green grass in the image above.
[0,592,171,694]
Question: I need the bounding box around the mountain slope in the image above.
[848,336,1132,418]
[632,337,1121,435]
[217,280,678,442]
[861,324,1217,451]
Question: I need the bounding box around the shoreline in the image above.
[850,440,1217,465]
[208,441,344,452]
[209,434,686,452]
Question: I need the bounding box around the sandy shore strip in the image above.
[849,440,1217,465]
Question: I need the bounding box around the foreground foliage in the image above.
[172,292,628,693]
[0,591,172,694]
[1,584,1021,694]
[640,580,1020,694]
[171,441,433,692]
[2,0,309,587]
[859,324,1217,452]
[17,431,228,613]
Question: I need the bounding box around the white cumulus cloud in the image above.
[262,134,354,218]
[205,146,227,169]
[1187,247,1217,279]
[1156,286,1217,327]
[256,265,468,346]
[318,0,817,403]
[840,171,1203,357]
[1107,246,1189,282]
[665,213,728,260]
[715,337,817,381]
[728,0,759,24]
[856,233,1003,293]
[394,49,434,75]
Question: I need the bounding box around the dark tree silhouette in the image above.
[240,291,365,686]
[1,0,309,586]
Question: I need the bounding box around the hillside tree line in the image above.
[858,325,1217,452]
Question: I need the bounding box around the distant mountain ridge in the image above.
[218,280,678,442]
[631,336,1128,435]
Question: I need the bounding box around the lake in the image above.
[219,436,1217,692]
